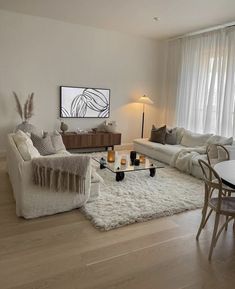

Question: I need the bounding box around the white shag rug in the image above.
[81,154,204,231]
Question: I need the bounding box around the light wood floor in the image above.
[0,158,234,289]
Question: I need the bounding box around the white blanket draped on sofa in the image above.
[32,155,91,194]
[170,147,206,174]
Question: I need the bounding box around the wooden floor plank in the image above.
[0,159,234,289]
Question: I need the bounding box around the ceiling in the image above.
[0,0,234,39]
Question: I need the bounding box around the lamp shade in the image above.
[138,95,154,105]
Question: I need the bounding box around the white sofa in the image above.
[6,133,101,219]
[133,129,235,179]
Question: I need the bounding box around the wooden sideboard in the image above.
[61,132,121,150]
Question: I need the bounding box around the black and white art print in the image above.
[60,86,110,118]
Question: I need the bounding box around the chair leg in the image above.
[209,213,220,261]
[196,204,208,240]
[225,192,231,231]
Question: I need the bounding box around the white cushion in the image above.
[206,135,233,145]
[175,127,185,144]
[13,130,40,161]
[181,131,212,147]
[50,130,66,152]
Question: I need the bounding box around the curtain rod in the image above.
[169,21,235,41]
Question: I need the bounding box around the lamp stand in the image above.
[141,103,145,138]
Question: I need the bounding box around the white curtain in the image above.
[167,27,235,137]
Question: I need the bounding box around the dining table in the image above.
[214,160,235,190]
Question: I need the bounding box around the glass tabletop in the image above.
[92,152,164,173]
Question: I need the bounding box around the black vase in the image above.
[130,151,137,165]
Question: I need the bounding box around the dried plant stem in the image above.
[13,92,35,122]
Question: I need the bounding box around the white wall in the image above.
[0,9,164,153]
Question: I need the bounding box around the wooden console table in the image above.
[61,132,121,151]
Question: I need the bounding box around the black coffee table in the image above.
[92,152,164,181]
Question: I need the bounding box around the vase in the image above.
[60,122,68,134]
[15,121,42,136]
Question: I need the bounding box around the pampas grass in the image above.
[13,92,34,122]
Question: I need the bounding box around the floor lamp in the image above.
[139,95,154,138]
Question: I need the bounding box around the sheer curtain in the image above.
[172,28,235,137]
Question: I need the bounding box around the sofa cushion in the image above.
[50,131,66,152]
[31,133,56,156]
[149,125,167,144]
[206,135,233,145]
[181,130,212,147]
[166,128,177,145]
[13,130,40,161]
[175,127,185,144]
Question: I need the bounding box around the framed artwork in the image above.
[60,86,110,118]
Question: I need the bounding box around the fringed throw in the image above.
[32,155,91,194]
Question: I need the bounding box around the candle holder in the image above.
[107,150,115,163]
[139,155,146,164]
[134,159,140,166]
[120,155,127,166]
[130,151,137,165]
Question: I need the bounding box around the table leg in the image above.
[116,172,125,181]
[149,168,156,177]
[100,164,105,169]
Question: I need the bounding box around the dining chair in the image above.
[206,144,230,166]
[196,159,235,260]
[206,144,235,192]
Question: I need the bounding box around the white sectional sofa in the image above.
[133,129,235,179]
[7,133,101,219]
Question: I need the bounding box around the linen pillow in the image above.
[31,133,56,156]
[206,135,233,145]
[165,128,177,145]
[149,125,167,144]
[13,130,40,161]
[50,131,66,152]
[180,130,212,147]
[175,127,185,144]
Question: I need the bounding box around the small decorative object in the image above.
[106,121,117,133]
[139,155,146,163]
[60,121,68,134]
[120,155,127,166]
[130,151,137,165]
[107,150,115,163]
[134,159,140,166]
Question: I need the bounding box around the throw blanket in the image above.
[170,146,206,174]
[32,155,91,194]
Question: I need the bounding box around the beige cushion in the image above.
[13,130,40,161]
[50,131,66,152]
[181,131,212,147]
[175,127,185,144]
[31,133,56,156]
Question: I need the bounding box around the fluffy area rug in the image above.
[81,153,204,231]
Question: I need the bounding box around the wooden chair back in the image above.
[206,144,230,166]
[198,159,223,211]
